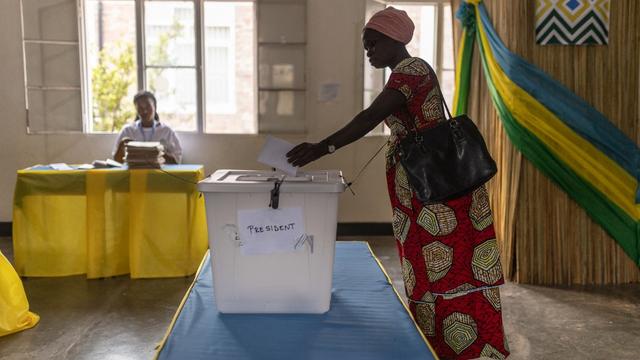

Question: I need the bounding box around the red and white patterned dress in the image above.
[384,57,510,360]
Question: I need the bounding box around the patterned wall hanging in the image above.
[535,0,610,45]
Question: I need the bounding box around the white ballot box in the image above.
[198,170,346,313]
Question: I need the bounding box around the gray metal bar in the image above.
[19,0,29,123]
[27,86,82,91]
[23,39,80,45]
[145,64,198,69]
[436,3,444,80]
[195,0,204,133]
[136,0,146,89]
[77,0,89,133]
[26,130,85,135]
[258,88,307,91]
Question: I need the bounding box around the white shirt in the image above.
[112,120,183,163]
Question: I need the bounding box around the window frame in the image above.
[20,0,88,134]
[81,0,257,134]
[205,24,237,114]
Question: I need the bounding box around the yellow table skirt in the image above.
[12,165,208,279]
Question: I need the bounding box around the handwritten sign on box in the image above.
[237,207,305,255]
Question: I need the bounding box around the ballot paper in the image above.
[257,136,299,176]
[125,141,164,169]
[237,207,305,255]
[49,163,73,171]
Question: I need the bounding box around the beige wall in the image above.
[0,0,392,223]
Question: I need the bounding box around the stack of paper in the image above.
[125,141,165,169]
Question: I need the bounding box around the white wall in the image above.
[0,0,391,223]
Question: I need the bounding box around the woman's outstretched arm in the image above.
[287,88,405,167]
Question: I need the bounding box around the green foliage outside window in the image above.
[91,42,135,132]
[147,21,184,94]
[90,20,183,132]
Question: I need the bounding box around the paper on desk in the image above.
[257,136,299,176]
[50,163,73,171]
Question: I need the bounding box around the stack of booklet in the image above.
[125,141,165,169]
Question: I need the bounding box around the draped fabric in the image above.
[0,250,39,337]
[452,0,640,282]
[13,165,208,278]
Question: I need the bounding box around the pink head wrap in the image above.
[364,7,415,45]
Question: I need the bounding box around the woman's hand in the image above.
[119,137,132,147]
[163,153,178,164]
[114,137,133,163]
[286,142,328,167]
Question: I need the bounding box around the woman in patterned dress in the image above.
[287,7,509,360]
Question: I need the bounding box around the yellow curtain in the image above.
[0,250,39,337]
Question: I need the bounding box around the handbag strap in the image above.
[424,61,453,120]
[347,60,453,188]
[404,60,453,140]
[343,140,388,195]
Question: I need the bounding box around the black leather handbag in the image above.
[398,70,496,204]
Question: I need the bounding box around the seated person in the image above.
[112,91,183,164]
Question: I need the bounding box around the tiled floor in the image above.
[1,236,639,359]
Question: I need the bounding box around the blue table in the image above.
[156,242,437,360]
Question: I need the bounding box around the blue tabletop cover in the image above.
[28,164,203,171]
[156,241,437,360]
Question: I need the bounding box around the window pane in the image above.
[383,5,436,83]
[22,0,78,41]
[257,2,305,43]
[147,68,197,131]
[28,89,83,132]
[362,0,387,135]
[208,46,230,102]
[84,0,137,133]
[258,45,305,89]
[26,43,81,87]
[258,90,304,133]
[442,4,454,70]
[441,70,455,109]
[204,1,256,134]
[392,5,436,65]
[145,1,195,66]
[363,67,388,135]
